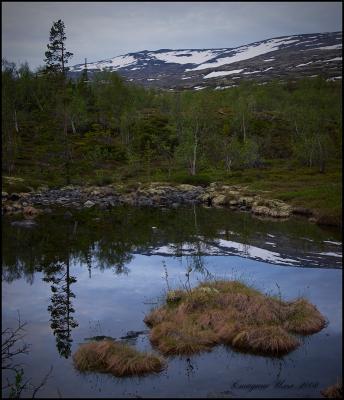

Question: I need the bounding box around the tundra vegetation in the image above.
[144,280,326,356]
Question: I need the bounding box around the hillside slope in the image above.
[69,31,342,89]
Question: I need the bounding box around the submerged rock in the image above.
[84,335,116,342]
[120,330,149,340]
[315,214,341,227]
[64,211,73,219]
[292,206,313,216]
[11,219,37,228]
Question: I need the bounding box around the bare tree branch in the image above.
[32,366,53,398]
[2,313,53,398]
[2,313,30,374]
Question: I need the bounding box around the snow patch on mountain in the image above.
[203,69,244,79]
[327,76,342,81]
[323,57,342,62]
[215,85,238,90]
[149,50,221,65]
[243,70,261,75]
[296,61,313,67]
[187,38,301,72]
[80,55,137,71]
[316,44,342,50]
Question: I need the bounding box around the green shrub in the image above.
[171,173,212,186]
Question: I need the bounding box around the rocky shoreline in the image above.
[1,182,327,225]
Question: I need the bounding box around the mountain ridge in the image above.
[69,31,342,89]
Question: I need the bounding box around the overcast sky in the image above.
[2,2,342,70]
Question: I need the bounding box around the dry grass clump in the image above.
[321,382,342,398]
[283,298,327,334]
[144,280,326,357]
[149,320,217,355]
[73,340,166,377]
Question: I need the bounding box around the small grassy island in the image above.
[144,280,326,357]
[72,280,326,378]
[73,340,166,377]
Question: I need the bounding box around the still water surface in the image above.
[2,206,342,398]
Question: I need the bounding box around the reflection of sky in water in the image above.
[2,254,342,398]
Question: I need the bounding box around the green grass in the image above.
[3,158,341,223]
[213,160,342,222]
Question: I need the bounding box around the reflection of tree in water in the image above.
[86,249,92,279]
[240,213,252,256]
[170,206,214,284]
[93,242,132,275]
[43,256,78,358]
[186,253,213,280]
[185,357,197,380]
[3,206,336,284]
[187,205,213,280]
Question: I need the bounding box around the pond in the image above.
[2,206,342,398]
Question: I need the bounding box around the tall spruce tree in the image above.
[44,20,73,183]
[44,19,73,75]
[2,60,19,175]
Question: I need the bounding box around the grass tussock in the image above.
[321,382,342,398]
[73,340,166,377]
[144,280,326,357]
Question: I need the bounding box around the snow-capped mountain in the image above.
[69,31,342,89]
